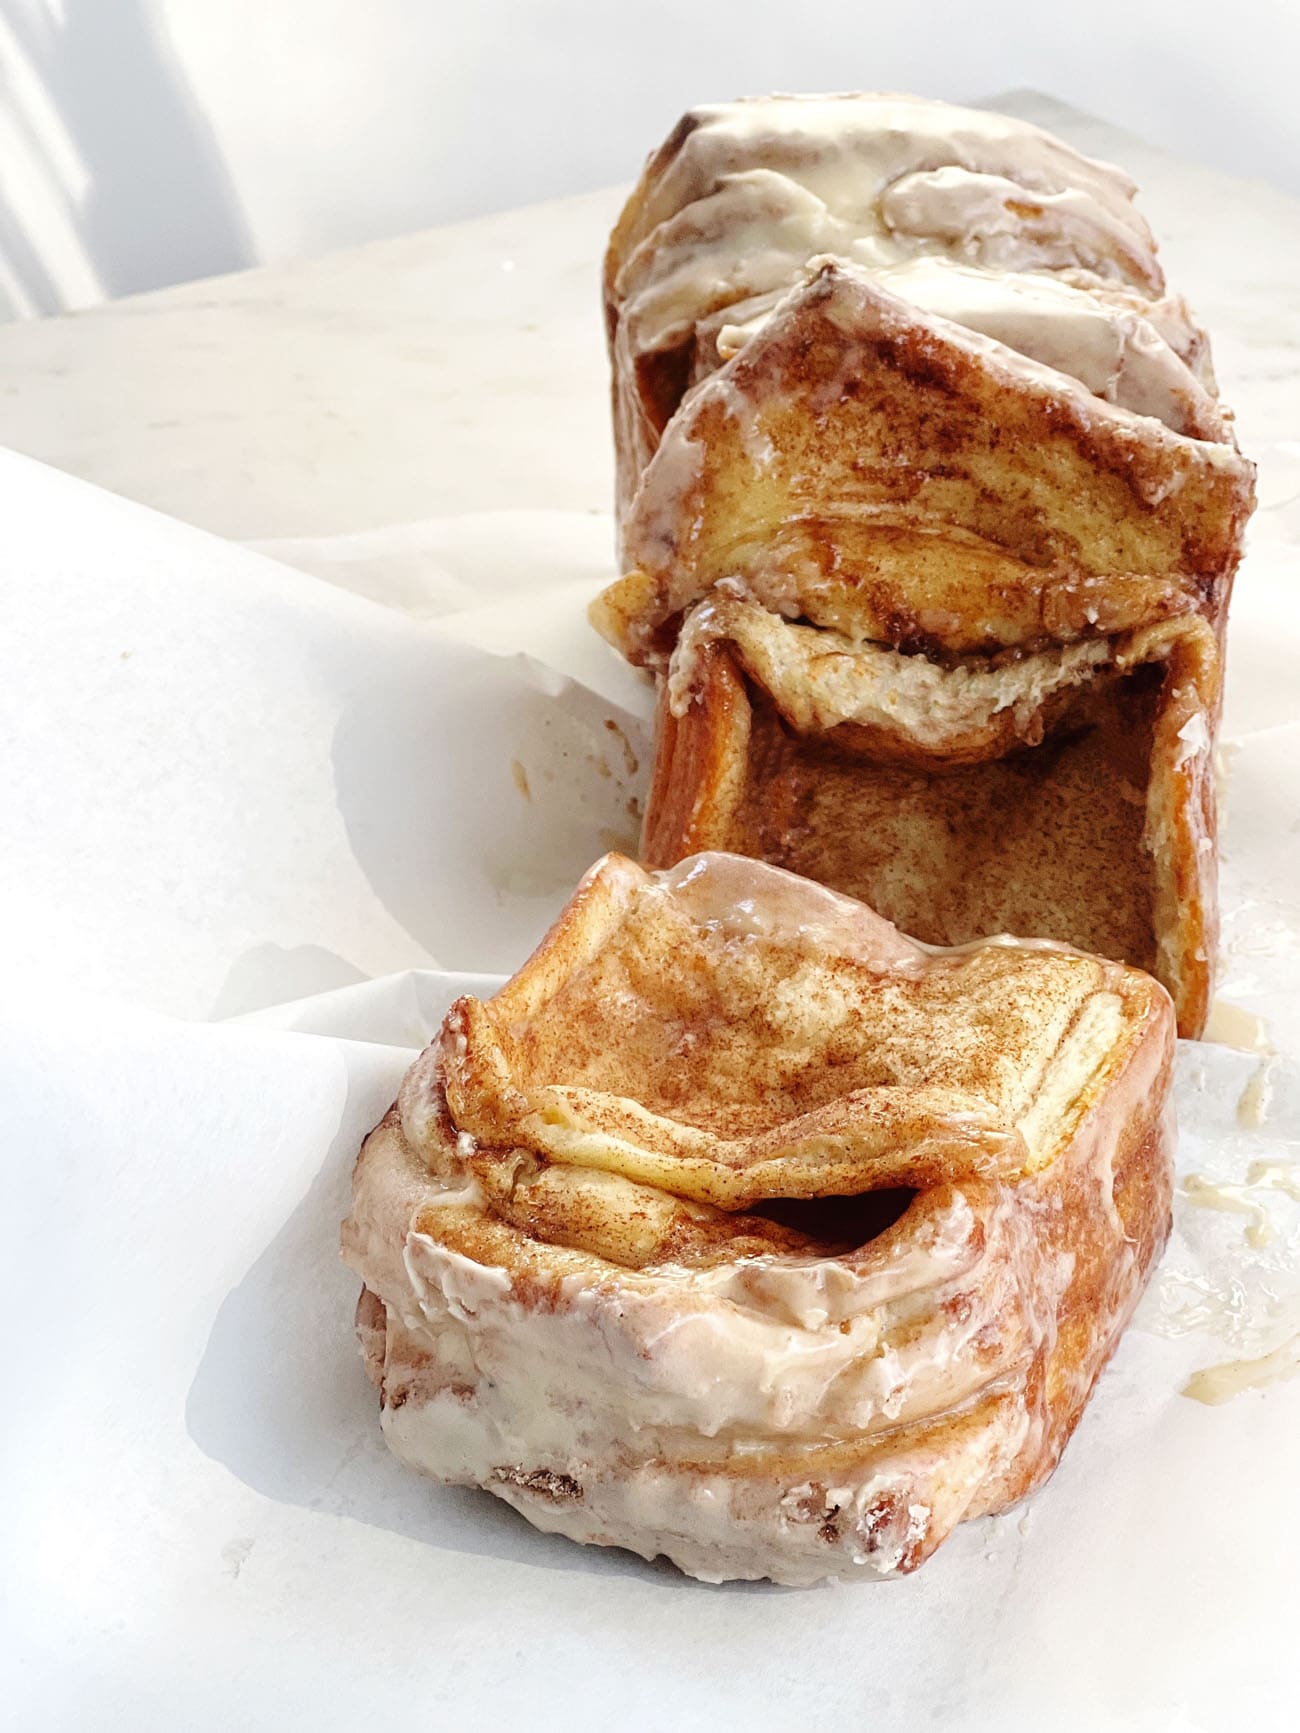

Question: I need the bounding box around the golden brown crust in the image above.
[641,642,751,865]
[595,100,1253,1039]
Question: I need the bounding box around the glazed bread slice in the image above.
[594,95,1253,1035]
[342,852,1174,1584]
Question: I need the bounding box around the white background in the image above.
[0,0,1297,320]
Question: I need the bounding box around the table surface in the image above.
[0,90,1297,543]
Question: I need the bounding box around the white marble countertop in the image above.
[0,90,1296,543]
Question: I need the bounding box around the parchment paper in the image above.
[2,446,1298,1732]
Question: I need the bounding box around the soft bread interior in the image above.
[642,613,1218,1033]
[731,662,1162,967]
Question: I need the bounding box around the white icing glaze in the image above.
[649,850,1091,981]
[1247,1159,1300,1203]
[347,1054,1160,1581]
[613,93,1225,440]
[1203,999,1272,1053]
[1176,1156,1300,1252]
[395,1183,1020,1446]
[647,848,926,973]
[1237,1057,1278,1129]
[1174,710,1211,768]
[869,259,1214,434]
[878,167,1153,279]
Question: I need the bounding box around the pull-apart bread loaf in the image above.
[342,852,1174,1583]
[593,95,1255,1035]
